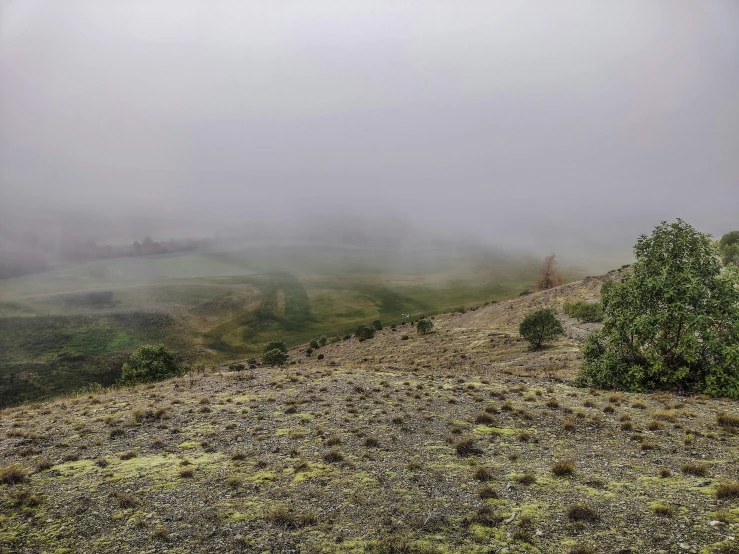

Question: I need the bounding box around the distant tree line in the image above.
[60,236,206,262]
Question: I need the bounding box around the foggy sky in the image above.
[1,1,738,256]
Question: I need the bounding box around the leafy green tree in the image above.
[579,220,739,398]
[263,341,287,355]
[118,345,183,386]
[416,318,434,335]
[262,348,288,367]
[355,324,375,341]
[719,231,739,267]
[519,309,564,349]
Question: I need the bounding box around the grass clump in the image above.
[474,411,495,425]
[715,482,739,500]
[0,463,28,485]
[323,449,344,463]
[681,462,709,477]
[650,502,674,517]
[473,466,493,481]
[551,459,576,477]
[716,412,739,428]
[566,503,599,522]
[454,436,482,457]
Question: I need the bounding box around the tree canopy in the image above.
[579,220,739,399]
[519,308,564,349]
[118,345,184,386]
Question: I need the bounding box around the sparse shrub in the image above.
[372,320,383,331]
[535,254,563,290]
[569,545,598,554]
[474,411,495,425]
[715,482,739,500]
[566,503,599,522]
[118,345,184,386]
[455,436,481,457]
[323,449,344,463]
[578,220,739,399]
[416,318,434,336]
[325,434,342,446]
[473,504,502,526]
[650,502,673,517]
[474,466,493,481]
[179,468,194,478]
[563,300,604,323]
[659,468,672,478]
[401,335,409,340]
[119,450,138,460]
[355,324,376,341]
[514,472,536,485]
[681,462,709,477]
[519,308,564,349]
[716,412,739,428]
[35,459,52,472]
[115,492,138,508]
[262,348,288,367]
[551,459,575,477]
[0,463,28,485]
[264,341,288,354]
[309,339,320,349]
[478,484,498,499]
[364,436,380,448]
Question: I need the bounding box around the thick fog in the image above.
[1,1,738,266]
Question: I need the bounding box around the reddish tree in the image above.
[535,255,563,291]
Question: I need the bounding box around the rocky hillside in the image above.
[1,277,738,554]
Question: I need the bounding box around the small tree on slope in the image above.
[578,219,739,399]
[519,309,564,349]
[535,255,563,291]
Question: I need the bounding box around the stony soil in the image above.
[1,276,738,554]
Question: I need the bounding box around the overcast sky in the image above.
[1,0,737,254]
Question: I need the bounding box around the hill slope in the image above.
[1,278,737,554]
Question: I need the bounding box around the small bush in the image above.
[563,301,604,323]
[514,472,537,485]
[519,309,564,349]
[355,324,376,341]
[309,339,320,350]
[263,341,287,354]
[118,345,183,386]
[650,502,673,517]
[372,320,383,331]
[263,348,288,367]
[416,318,434,336]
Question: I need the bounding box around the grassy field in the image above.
[0,279,736,553]
[0,245,580,406]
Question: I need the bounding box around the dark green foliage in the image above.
[579,220,739,399]
[416,318,434,335]
[355,324,376,341]
[718,231,739,266]
[318,335,328,346]
[372,319,383,331]
[309,340,320,349]
[519,309,564,349]
[262,348,288,367]
[519,289,533,296]
[263,341,288,355]
[118,345,184,386]
[563,301,604,323]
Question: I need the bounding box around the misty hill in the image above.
[1,278,737,553]
[0,242,558,408]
